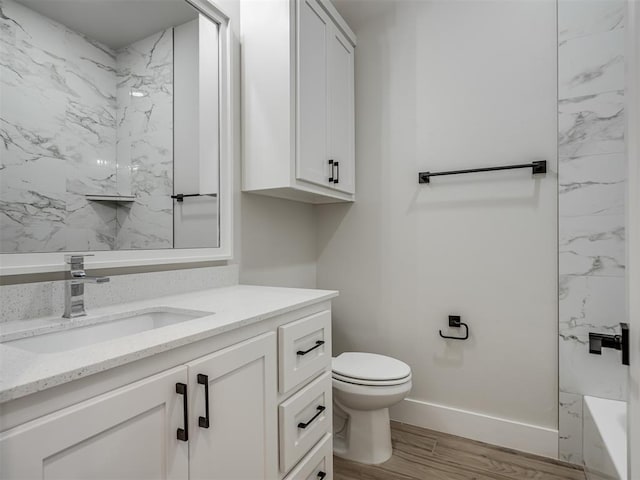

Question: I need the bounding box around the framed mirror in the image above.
[0,0,233,274]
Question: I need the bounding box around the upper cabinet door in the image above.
[328,27,355,194]
[187,333,278,480]
[296,0,331,188]
[0,367,189,480]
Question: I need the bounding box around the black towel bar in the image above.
[171,193,218,202]
[419,161,546,184]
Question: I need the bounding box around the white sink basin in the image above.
[3,307,214,354]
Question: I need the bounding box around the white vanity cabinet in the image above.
[186,333,277,479]
[0,335,276,480]
[0,298,334,480]
[241,0,356,204]
[277,310,332,477]
[0,367,190,479]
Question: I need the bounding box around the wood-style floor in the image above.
[334,421,586,480]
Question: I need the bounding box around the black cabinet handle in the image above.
[328,160,334,182]
[297,340,325,356]
[176,382,189,441]
[334,161,339,184]
[297,405,326,429]
[197,374,210,428]
[317,472,326,479]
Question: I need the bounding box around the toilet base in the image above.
[333,400,393,465]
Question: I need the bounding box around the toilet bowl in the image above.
[332,352,412,464]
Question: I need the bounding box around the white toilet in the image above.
[331,352,412,464]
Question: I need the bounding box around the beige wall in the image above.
[320,0,558,429]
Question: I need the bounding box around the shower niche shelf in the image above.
[85,195,136,203]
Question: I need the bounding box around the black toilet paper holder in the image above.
[439,315,469,341]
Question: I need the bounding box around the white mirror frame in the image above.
[0,0,233,276]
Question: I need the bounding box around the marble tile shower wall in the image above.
[115,29,174,250]
[0,0,118,252]
[0,0,174,253]
[557,0,627,464]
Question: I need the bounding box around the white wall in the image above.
[218,0,318,289]
[320,0,558,445]
[240,195,317,288]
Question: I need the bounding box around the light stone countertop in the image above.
[0,285,338,403]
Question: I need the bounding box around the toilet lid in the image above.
[332,352,411,382]
[332,371,412,386]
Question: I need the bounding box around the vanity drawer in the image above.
[279,310,331,393]
[279,372,332,474]
[283,433,333,480]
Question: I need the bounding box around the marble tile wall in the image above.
[115,29,174,250]
[557,0,627,464]
[0,0,175,253]
[0,0,118,253]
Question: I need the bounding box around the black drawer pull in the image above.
[297,340,325,356]
[197,374,210,428]
[317,472,327,479]
[298,405,326,429]
[334,161,339,184]
[176,382,189,441]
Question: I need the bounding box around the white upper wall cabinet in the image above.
[297,0,331,189]
[327,24,355,194]
[241,0,356,204]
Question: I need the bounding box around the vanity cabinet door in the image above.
[186,332,277,480]
[0,367,189,480]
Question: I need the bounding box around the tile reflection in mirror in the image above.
[0,0,220,253]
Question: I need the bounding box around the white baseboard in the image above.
[390,398,558,459]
